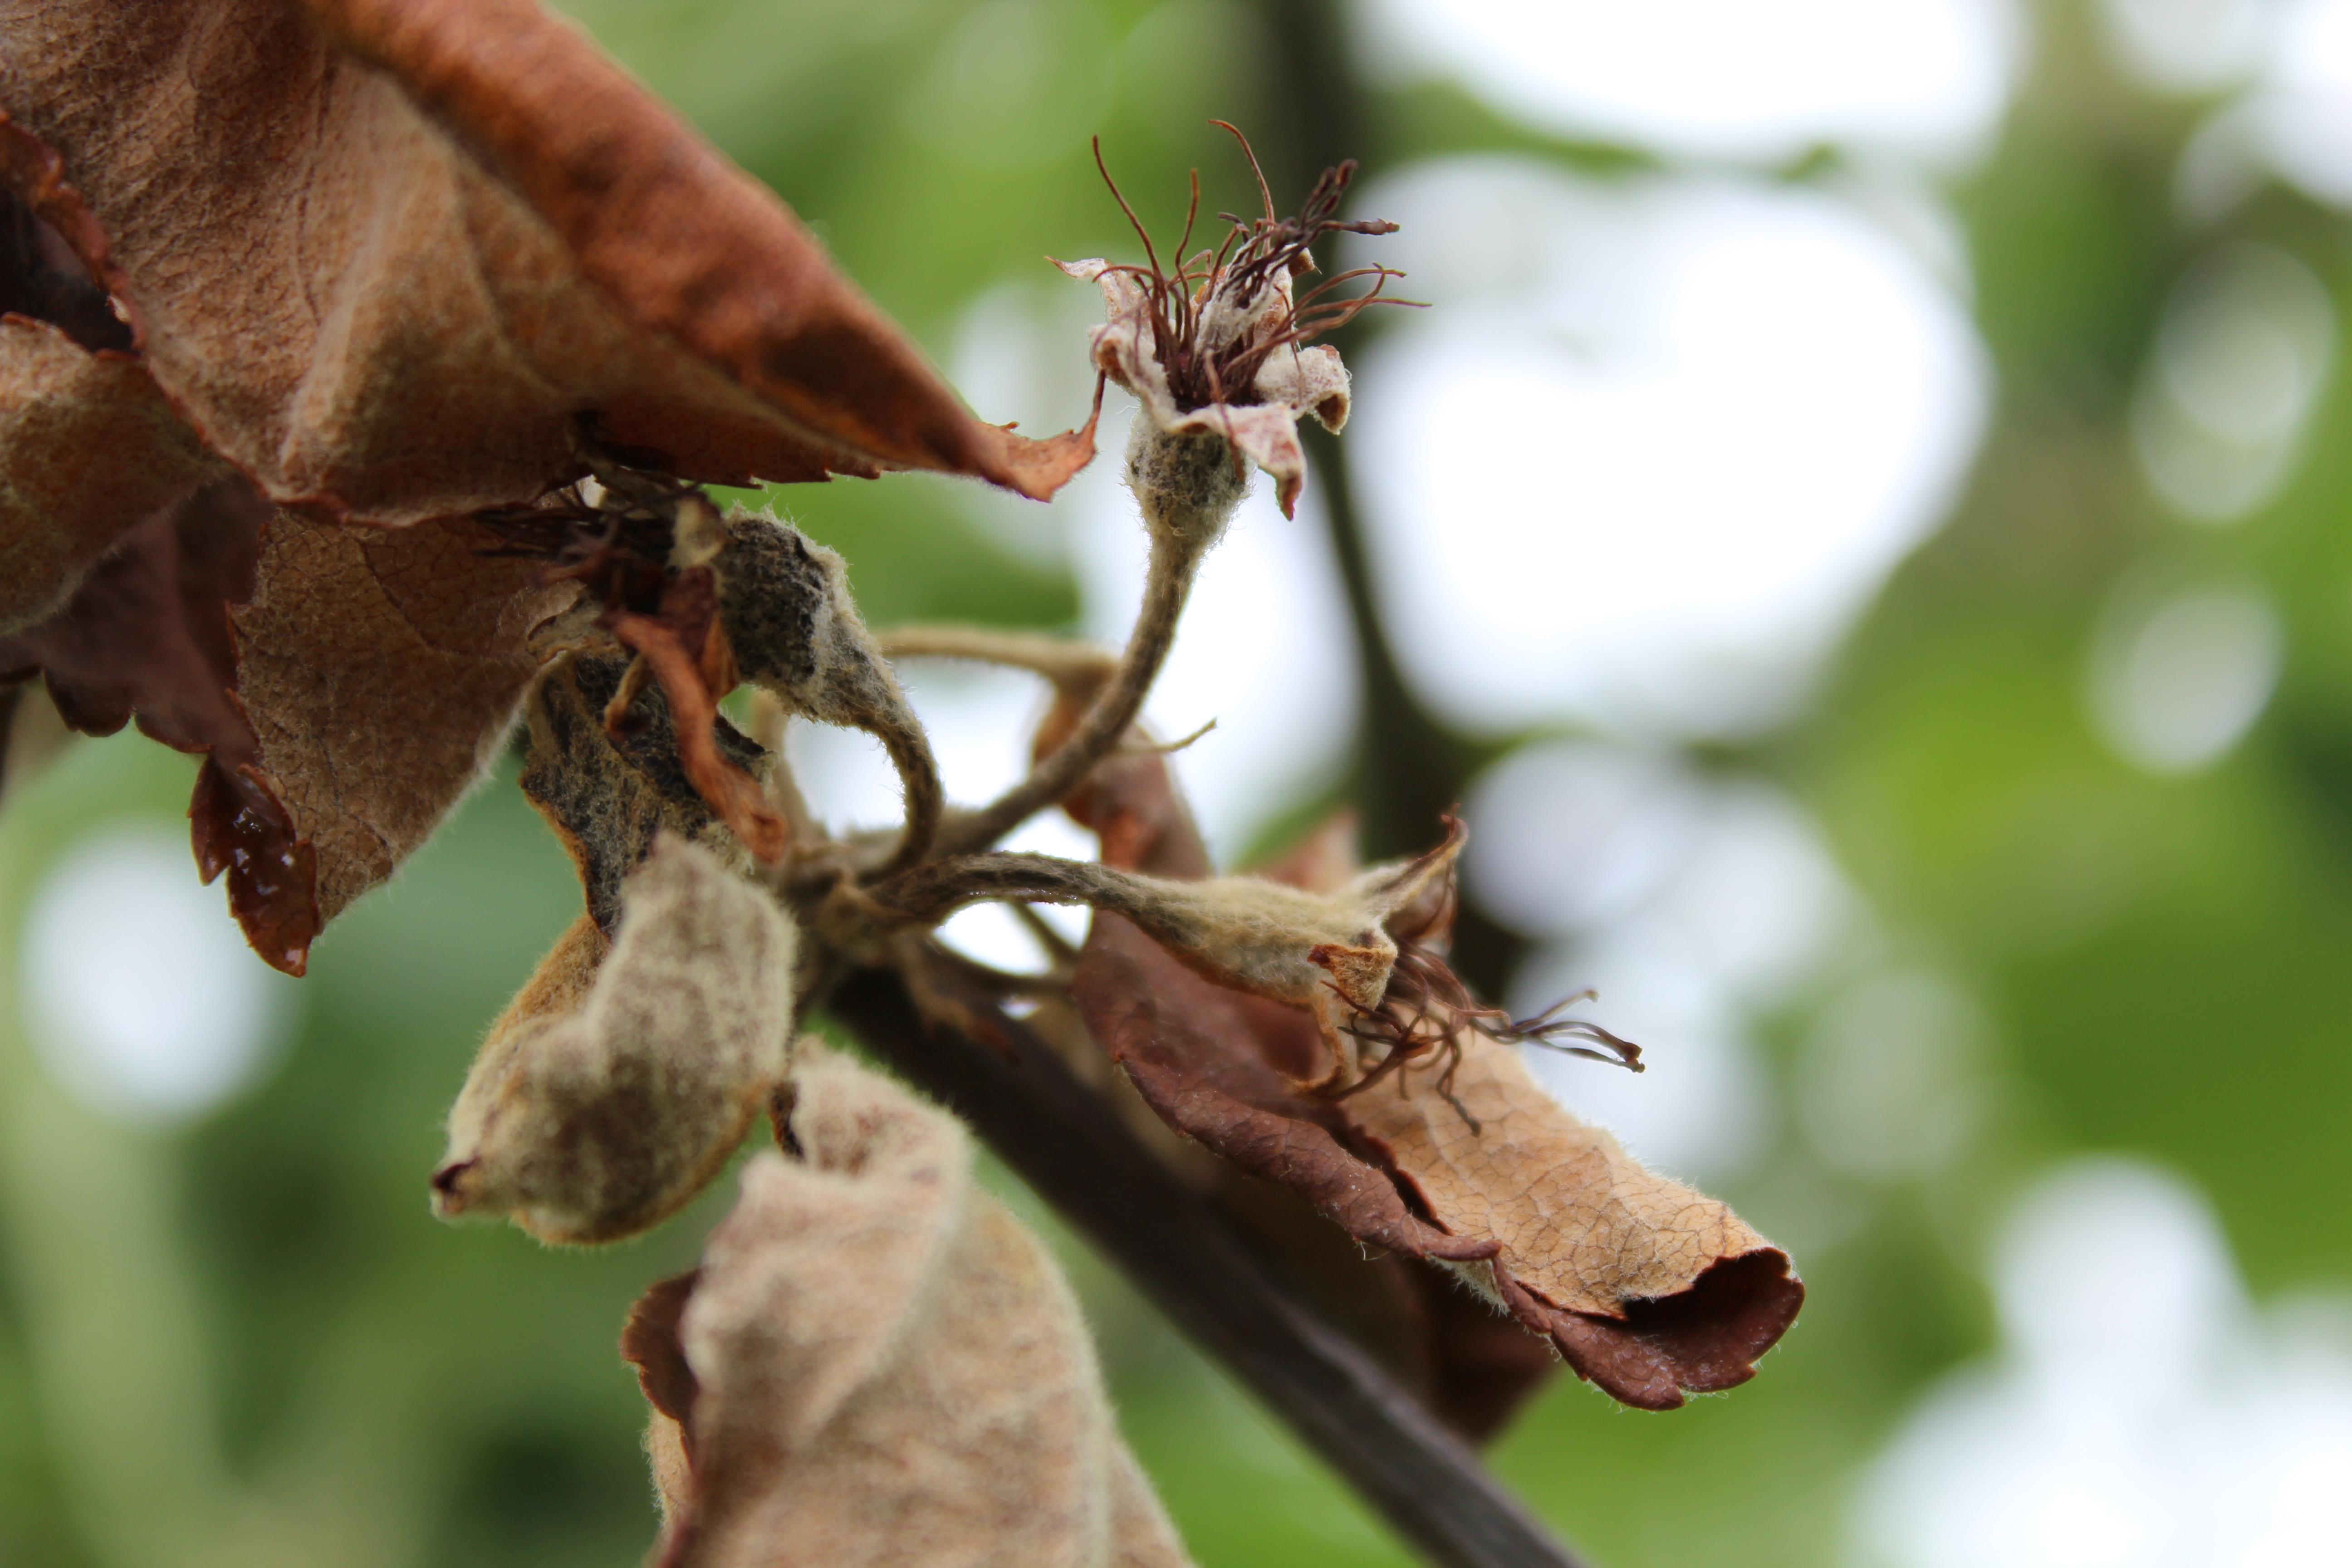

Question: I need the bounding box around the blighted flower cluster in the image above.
[1,5,1803,1554]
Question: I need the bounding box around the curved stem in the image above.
[937,423,1245,861]
[873,850,1127,926]
[879,625,1119,694]
[932,524,1201,858]
[867,706,943,878]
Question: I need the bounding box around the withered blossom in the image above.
[1061,127,1411,518]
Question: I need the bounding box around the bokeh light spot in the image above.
[20,823,292,1125]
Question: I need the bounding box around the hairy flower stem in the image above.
[867,710,944,876]
[930,424,1245,859]
[874,850,1146,926]
[879,625,1119,694]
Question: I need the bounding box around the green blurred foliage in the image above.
[5,1,2351,1565]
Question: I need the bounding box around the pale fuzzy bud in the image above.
[886,824,1461,1082]
[433,833,797,1245]
[715,511,940,863]
[1105,830,1459,1054]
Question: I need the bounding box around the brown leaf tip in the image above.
[189,758,321,977]
[621,1269,705,1434]
[1540,1250,1807,1412]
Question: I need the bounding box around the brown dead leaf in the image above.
[0,317,220,631]
[1350,1035,1804,1411]
[0,476,329,971]
[1,486,559,975]
[1074,916,1496,1267]
[1061,747,1801,1414]
[0,0,1093,529]
[0,478,263,754]
[232,511,579,935]
[1060,752,1544,1435]
[627,1047,1193,1568]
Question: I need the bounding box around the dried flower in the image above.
[1060,128,1411,518]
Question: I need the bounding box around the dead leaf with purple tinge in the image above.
[1061,739,1801,1413]
[1349,1034,1803,1411]
[0,0,1094,527]
[622,1047,1193,1568]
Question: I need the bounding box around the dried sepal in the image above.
[433,833,796,1245]
[622,1046,1193,1568]
[608,563,789,865]
[519,652,762,936]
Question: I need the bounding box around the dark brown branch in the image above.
[825,965,1591,1568]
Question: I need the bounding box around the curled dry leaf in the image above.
[1063,744,1802,1412]
[435,832,795,1245]
[1351,1039,1805,1411]
[623,1047,1193,1568]
[0,0,1094,528]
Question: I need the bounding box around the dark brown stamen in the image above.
[1324,937,1642,1135]
[1088,126,1422,416]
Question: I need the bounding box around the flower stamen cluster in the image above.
[1091,124,1410,417]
